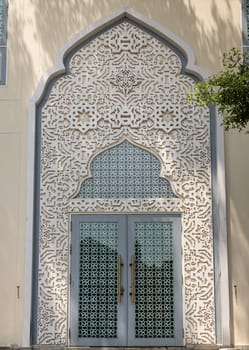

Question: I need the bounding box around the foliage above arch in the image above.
[189,48,249,131]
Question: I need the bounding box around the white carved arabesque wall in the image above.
[37,21,215,344]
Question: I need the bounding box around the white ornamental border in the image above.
[24,7,230,347]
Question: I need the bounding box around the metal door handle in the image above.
[118,255,125,304]
[130,255,135,304]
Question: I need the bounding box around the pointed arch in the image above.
[24,7,229,347]
[77,140,177,199]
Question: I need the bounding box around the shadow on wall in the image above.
[29,0,240,74]
[5,2,34,101]
[7,0,244,345]
[7,0,241,101]
[26,1,241,343]
[5,0,240,102]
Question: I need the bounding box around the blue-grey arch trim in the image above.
[63,17,197,81]
[31,15,218,345]
[36,16,197,113]
[210,105,220,343]
[31,86,42,345]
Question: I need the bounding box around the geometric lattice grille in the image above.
[78,222,118,338]
[135,222,174,338]
[78,141,175,199]
[0,0,7,85]
[0,0,6,44]
[247,0,249,41]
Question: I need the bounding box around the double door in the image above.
[70,214,183,346]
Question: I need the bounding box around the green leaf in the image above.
[188,48,249,130]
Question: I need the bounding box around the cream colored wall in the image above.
[0,0,244,346]
[226,129,249,346]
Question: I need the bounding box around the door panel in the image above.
[70,214,183,346]
[127,215,183,346]
[70,215,127,346]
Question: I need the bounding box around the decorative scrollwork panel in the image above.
[37,20,215,344]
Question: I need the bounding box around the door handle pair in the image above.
[118,255,125,304]
[130,255,135,304]
[117,255,135,304]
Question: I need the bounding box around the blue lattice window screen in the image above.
[78,222,118,338]
[0,0,7,84]
[247,0,249,42]
[135,222,174,338]
[78,141,176,198]
[0,0,6,43]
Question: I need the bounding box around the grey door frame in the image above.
[70,214,128,346]
[127,215,183,346]
[70,214,183,346]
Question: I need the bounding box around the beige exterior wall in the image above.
[0,0,247,346]
[226,129,249,346]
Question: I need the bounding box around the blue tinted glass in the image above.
[78,141,176,198]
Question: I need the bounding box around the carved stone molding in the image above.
[36,20,214,345]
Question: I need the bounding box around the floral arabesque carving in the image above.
[37,21,214,344]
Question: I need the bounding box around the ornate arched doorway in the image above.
[70,140,183,346]
[29,8,226,347]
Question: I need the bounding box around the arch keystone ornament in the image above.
[26,7,230,348]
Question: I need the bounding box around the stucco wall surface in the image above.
[0,0,246,346]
